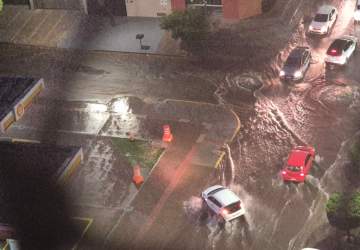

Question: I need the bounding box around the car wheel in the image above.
[217,215,226,226]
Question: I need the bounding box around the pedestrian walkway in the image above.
[0,5,172,54]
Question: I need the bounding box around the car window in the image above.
[208,197,222,208]
[287,166,301,172]
[302,52,309,64]
[224,201,241,214]
[314,14,328,22]
[304,154,311,166]
[331,9,335,15]
[344,41,351,50]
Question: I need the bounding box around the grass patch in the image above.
[112,138,164,169]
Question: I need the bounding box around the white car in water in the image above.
[325,35,358,67]
[308,5,338,35]
[354,0,360,23]
[201,185,245,222]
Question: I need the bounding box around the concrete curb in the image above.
[0,42,189,60]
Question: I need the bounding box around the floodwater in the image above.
[182,1,360,249]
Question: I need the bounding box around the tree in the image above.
[0,0,3,12]
[326,192,360,240]
[160,8,210,53]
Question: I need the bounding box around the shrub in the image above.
[0,0,3,12]
[160,8,210,53]
[349,141,360,167]
[326,192,360,238]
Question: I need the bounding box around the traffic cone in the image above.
[132,164,144,188]
[162,124,173,142]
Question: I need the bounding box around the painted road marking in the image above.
[28,12,52,40]
[42,12,66,43]
[134,146,197,244]
[72,217,93,250]
[10,13,34,42]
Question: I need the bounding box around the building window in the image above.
[186,0,222,7]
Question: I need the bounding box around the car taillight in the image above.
[221,209,229,215]
[328,49,340,56]
[300,173,305,177]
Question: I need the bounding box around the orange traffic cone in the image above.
[162,124,173,142]
[132,164,144,188]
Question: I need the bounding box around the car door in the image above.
[330,9,336,27]
[207,196,221,214]
[343,41,353,59]
[348,40,356,57]
[304,154,313,174]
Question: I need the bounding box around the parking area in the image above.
[0,6,164,53]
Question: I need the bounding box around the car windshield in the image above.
[287,166,301,172]
[285,56,301,67]
[207,187,225,196]
[224,201,241,214]
[327,39,346,55]
[314,14,328,22]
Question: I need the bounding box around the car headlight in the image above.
[320,26,327,32]
[279,70,285,77]
[294,70,302,78]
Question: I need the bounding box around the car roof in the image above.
[289,47,308,57]
[287,149,308,166]
[317,5,335,14]
[211,188,240,207]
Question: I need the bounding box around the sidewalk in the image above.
[0,6,178,54]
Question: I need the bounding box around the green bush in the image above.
[0,0,3,12]
[160,8,210,52]
[326,192,343,215]
[348,192,360,218]
[326,192,360,236]
[349,141,360,166]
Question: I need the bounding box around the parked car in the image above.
[279,46,311,81]
[281,146,315,182]
[308,5,337,35]
[325,35,357,67]
[354,0,360,23]
[201,185,245,222]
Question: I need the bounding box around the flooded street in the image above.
[194,1,360,249]
[1,1,360,249]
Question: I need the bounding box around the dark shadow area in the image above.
[0,156,79,250]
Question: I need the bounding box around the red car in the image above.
[281,146,315,182]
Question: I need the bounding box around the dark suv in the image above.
[279,46,311,81]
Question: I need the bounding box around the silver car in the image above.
[308,5,337,35]
[201,185,245,222]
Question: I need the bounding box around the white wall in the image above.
[126,0,172,17]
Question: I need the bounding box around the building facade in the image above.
[4,0,261,19]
